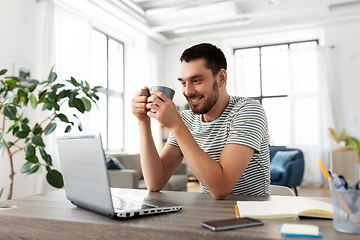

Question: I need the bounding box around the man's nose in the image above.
[183,84,195,96]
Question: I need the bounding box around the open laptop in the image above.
[56,131,182,218]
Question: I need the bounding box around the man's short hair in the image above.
[180,43,227,76]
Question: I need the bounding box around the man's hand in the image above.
[131,87,151,122]
[146,90,182,130]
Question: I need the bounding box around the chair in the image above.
[270,147,304,196]
[269,185,295,196]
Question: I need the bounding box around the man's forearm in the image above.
[138,119,168,191]
[170,124,230,198]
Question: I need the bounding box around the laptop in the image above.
[56,131,182,218]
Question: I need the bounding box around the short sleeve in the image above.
[226,100,268,153]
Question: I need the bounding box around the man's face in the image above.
[178,59,219,115]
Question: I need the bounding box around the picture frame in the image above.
[14,63,32,79]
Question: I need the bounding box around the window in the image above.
[234,40,318,146]
[90,29,124,151]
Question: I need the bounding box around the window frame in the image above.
[92,28,125,152]
[233,39,319,104]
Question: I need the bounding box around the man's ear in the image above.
[218,69,227,87]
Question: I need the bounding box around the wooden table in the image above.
[0,189,358,239]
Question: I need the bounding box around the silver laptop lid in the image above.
[57,132,115,218]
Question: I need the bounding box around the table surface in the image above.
[0,189,358,240]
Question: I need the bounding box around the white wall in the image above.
[0,0,48,200]
[323,21,360,139]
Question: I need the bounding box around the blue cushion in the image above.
[270,169,283,181]
[106,158,124,170]
[270,150,298,172]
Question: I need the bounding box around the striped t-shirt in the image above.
[167,96,270,195]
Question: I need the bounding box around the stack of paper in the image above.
[280,224,323,238]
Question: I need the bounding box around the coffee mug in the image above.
[149,86,175,113]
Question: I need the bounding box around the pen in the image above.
[234,204,240,218]
[318,160,360,226]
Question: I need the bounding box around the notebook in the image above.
[237,197,333,220]
[56,131,182,218]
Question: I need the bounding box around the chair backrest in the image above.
[269,185,295,196]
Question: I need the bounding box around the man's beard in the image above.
[187,80,219,115]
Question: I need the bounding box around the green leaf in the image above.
[32,136,44,147]
[78,123,83,131]
[17,89,27,98]
[25,137,31,144]
[0,187,3,198]
[5,79,18,88]
[3,106,17,119]
[19,96,29,106]
[57,89,69,99]
[46,169,64,188]
[39,147,47,160]
[52,83,65,90]
[0,69,7,76]
[14,130,29,139]
[73,98,85,113]
[28,83,37,92]
[65,125,72,133]
[21,123,30,132]
[22,118,29,124]
[28,164,40,175]
[32,126,42,135]
[21,162,32,173]
[2,91,15,105]
[48,72,57,83]
[12,126,19,135]
[38,90,47,103]
[0,131,4,142]
[81,97,91,112]
[44,123,57,135]
[52,102,60,111]
[6,141,14,146]
[57,113,70,123]
[48,91,56,101]
[25,155,39,164]
[70,77,79,87]
[42,101,52,111]
[29,94,37,109]
[26,145,36,157]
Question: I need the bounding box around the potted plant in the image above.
[0,68,100,200]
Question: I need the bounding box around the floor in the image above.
[187,182,332,197]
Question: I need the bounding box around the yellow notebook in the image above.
[237,197,333,220]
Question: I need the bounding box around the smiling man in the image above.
[131,43,270,199]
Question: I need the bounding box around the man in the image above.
[131,43,270,200]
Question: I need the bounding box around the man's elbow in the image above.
[211,189,232,200]
[146,184,163,192]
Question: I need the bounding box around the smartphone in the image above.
[201,217,263,231]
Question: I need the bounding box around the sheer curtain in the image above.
[288,46,335,187]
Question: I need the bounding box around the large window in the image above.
[90,29,124,151]
[234,40,318,146]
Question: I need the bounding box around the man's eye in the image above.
[180,82,186,86]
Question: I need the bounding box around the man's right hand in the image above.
[131,87,150,122]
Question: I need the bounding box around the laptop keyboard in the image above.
[112,196,156,211]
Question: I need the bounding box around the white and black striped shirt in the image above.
[167,96,270,195]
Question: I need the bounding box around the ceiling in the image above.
[100,0,360,41]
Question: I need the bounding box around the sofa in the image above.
[106,153,188,191]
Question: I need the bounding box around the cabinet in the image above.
[329,150,359,181]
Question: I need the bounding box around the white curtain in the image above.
[288,46,335,187]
